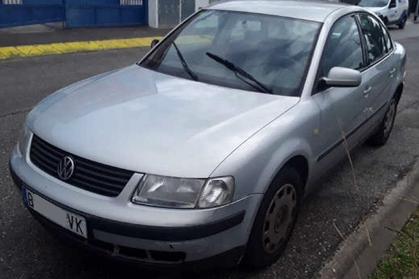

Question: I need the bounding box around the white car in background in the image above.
[359,0,409,28]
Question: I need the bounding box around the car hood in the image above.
[364,6,387,13]
[28,65,299,178]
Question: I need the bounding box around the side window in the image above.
[320,15,364,77]
[358,14,387,64]
[389,0,397,8]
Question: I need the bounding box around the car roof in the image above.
[207,0,352,22]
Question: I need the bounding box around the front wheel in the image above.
[398,17,407,29]
[244,167,303,268]
[367,98,397,146]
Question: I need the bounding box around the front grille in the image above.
[30,135,134,197]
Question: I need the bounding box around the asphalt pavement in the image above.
[1,22,419,279]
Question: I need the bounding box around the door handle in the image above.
[363,86,372,96]
[389,68,397,76]
[363,107,373,114]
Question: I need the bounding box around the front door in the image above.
[312,15,368,170]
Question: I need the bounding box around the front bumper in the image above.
[27,203,246,269]
[9,145,262,266]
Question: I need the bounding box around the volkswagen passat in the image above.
[10,0,406,268]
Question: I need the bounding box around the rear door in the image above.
[357,13,396,131]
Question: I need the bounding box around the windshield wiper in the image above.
[172,42,198,81]
[206,52,272,94]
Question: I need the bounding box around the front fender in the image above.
[253,138,314,194]
[210,100,320,200]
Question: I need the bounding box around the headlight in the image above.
[131,175,234,209]
[18,125,30,156]
[198,177,234,208]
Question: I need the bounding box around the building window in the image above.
[120,0,143,5]
[2,0,23,4]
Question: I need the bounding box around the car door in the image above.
[312,15,368,171]
[387,0,399,23]
[357,13,396,131]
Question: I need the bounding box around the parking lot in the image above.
[1,23,419,279]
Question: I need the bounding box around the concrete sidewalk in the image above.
[0,24,170,47]
[0,24,170,60]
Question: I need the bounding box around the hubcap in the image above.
[262,184,297,254]
[384,100,396,137]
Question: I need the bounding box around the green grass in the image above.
[371,208,419,279]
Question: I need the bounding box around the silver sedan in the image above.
[9,0,406,268]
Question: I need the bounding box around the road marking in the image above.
[0,36,162,60]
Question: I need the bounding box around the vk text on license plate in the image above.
[23,188,88,239]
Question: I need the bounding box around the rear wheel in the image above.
[367,97,397,146]
[244,167,303,268]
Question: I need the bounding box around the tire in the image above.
[398,16,406,29]
[243,167,303,268]
[367,97,397,146]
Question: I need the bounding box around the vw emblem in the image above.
[57,156,75,181]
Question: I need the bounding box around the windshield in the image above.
[358,0,389,7]
[140,10,321,96]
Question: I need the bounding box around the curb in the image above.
[0,36,162,60]
[318,161,419,279]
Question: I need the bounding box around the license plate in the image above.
[23,188,88,239]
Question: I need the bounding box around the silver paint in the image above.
[10,1,407,263]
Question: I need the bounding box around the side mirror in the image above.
[321,67,362,88]
[151,39,160,48]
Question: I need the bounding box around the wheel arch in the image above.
[279,155,309,188]
[253,138,314,197]
[243,154,311,267]
[394,83,403,104]
[262,154,310,198]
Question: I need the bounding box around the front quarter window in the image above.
[140,10,321,97]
